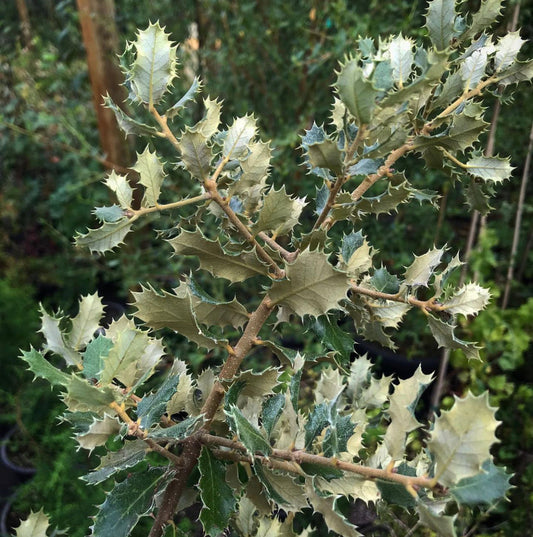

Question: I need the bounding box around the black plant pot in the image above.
[0,428,36,481]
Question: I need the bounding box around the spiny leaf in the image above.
[103,94,159,137]
[262,394,286,437]
[91,468,165,537]
[64,374,117,414]
[137,374,180,429]
[460,48,488,90]
[168,228,269,283]
[223,115,257,159]
[428,391,500,487]
[442,282,491,316]
[426,0,456,51]
[129,21,177,105]
[39,306,81,367]
[14,509,51,537]
[167,76,202,118]
[252,186,306,237]
[269,249,350,318]
[227,405,271,456]
[347,158,382,176]
[306,138,344,175]
[461,0,503,44]
[191,96,222,137]
[68,293,104,350]
[404,247,444,288]
[254,463,308,511]
[132,146,166,207]
[198,448,237,536]
[132,285,218,349]
[148,415,203,440]
[494,31,525,71]
[104,170,134,210]
[377,462,417,508]
[390,35,414,86]
[77,414,121,452]
[417,500,457,537]
[74,218,134,254]
[465,181,493,214]
[179,128,212,181]
[335,59,377,125]
[20,347,70,387]
[82,335,113,381]
[427,315,481,360]
[495,58,533,86]
[230,140,271,198]
[311,316,354,364]
[450,459,512,505]
[93,205,125,223]
[466,155,513,182]
[315,474,380,504]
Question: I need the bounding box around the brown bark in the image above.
[16,0,32,49]
[76,0,131,170]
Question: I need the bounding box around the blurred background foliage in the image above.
[0,0,532,536]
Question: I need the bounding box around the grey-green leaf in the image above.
[137,374,180,429]
[426,0,456,51]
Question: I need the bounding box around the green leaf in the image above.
[306,138,344,175]
[91,467,165,537]
[83,439,147,485]
[133,146,166,207]
[129,21,177,105]
[104,170,134,210]
[168,228,269,283]
[64,374,117,413]
[93,205,125,223]
[494,31,525,71]
[230,139,270,199]
[132,285,218,349]
[167,76,202,118]
[417,500,457,537]
[450,459,512,505]
[311,316,354,364]
[428,391,500,487]
[340,232,373,277]
[14,509,51,537]
[460,49,488,91]
[355,176,414,217]
[227,405,272,456]
[347,158,382,176]
[307,489,362,537]
[198,447,237,536]
[191,96,222,137]
[389,35,414,85]
[427,315,481,360]
[378,462,417,508]
[495,58,533,86]
[148,415,203,440]
[304,402,329,449]
[223,115,257,159]
[465,181,493,214]
[254,463,308,511]
[77,414,121,452]
[103,94,159,137]
[100,328,150,386]
[315,474,379,504]
[179,128,212,181]
[466,155,513,182]
[269,250,349,318]
[262,394,285,437]
[82,335,114,381]
[426,0,456,51]
[20,347,70,387]
[404,247,444,288]
[383,367,434,459]
[137,374,180,429]
[68,293,104,350]
[74,218,134,254]
[371,266,400,293]
[335,59,377,125]
[253,186,306,236]
[442,282,491,316]
[460,0,503,44]
[39,306,81,367]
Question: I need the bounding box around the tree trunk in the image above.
[15,0,32,49]
[76,0,132,171]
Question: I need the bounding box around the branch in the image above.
[149,104,181,152]
[197,433,435,490]
[258,232,298,263]
[129,193,211,217]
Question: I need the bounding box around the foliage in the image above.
[13,1,533,536]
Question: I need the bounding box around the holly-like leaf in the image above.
[223,115,257,159]
[168,228,269,283]
[383,367,434,459]
[262,394,286,437]
[39,306,81,367]
[129,21,177,105]
[100,328,150,386]
[460,48,488,91]
[137,373,180,429]
[227,405,271,456]
[74,218,134,254]
[428,391,500,487]
[311,316,354,364]
[91,467,165,537]
[103,94,159,137]
[377,462,417,508]
[179,128,212,181]
[14,509,51,537]
[133,146,166,207]
[426,0,456,51]
[269,249,349,318]
[466,155,513,182]
[253,186,306,236]
[404,247,444,288]
[68,293,104,350]
[390,35,414,86]
[167,76,202,118]
[104,170,134,210]
[340,232,373,277]
[230,140,271,196]
[427,315,481,360]
[93,205,125,223]
[191,96,222,138]
[315,474,380,504]
[20,347,70,387]
[347,158,382,176]
[417,500,457,537]
[82,335,113,381]
[254,463,308,511]
[335,59,377,125]
[198,447,237,537]
[450,459,512,505]
[465,181,493,214]
[494,31,525,71]
[64,374,117,413]
[306,138,344,175]
[495,58,533,86]
[461,0,503,44]
[77,414,121,452]
[148,415,203,440]
[83,439,147,485]
[442,282,491,316]
[132,285,218,349]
